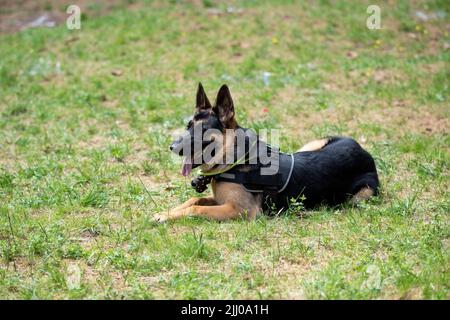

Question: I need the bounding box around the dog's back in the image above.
[277,137,379,208]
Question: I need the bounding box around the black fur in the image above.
[275,136,379,209]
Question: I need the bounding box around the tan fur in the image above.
[169,202,240,221]
[197,124,234,173]
[211,180,261,219]
[298,138,330,152]
[170,196,217,212]
[351,187,375,204]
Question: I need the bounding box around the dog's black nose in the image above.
[170,138,184,156]
[170,142,183,155]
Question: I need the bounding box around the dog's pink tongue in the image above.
[181,157,192,177]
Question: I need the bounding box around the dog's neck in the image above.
[200,127,273,176]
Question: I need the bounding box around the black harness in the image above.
[192,135,295,210]
[214,151,294,208]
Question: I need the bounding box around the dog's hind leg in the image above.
[349,172,379,204]
[350,187,375,204]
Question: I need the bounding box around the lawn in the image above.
[0,0,448,299]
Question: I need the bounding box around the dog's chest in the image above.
[211,180,238,204]
[211,180,259,209]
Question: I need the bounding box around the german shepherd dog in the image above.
[152,84,379,222]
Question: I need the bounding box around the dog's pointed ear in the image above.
[213,84,237,128]
[196,82,212,111]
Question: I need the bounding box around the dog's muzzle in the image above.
[170,136,185,156]
[170,136,214,156]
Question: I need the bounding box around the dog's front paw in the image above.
[152,213,170,223]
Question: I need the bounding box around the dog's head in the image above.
[170,83,238,176]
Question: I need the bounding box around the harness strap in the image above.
[214,153,295,198]
[279,153,295,193]
[216,171,282,189]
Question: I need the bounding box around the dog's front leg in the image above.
[152,196,216,223]
[170,196,216,212]
[153,202,242,222]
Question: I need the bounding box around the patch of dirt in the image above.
[0,144,27,170]
[280,84,448,145]
[71,259,130,295]
[441,238,450,251]
[420,61,448,74]
[69,229,100,251]
[391,287,424,300]
[0,0,139,34]
[77,134,112,151]
[362,105,449,136]
[4,256,35,274]
[280,102,341,141]
[135,173,162,190]
[124,144,148,166]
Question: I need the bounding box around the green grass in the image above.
[0,0,449,299]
